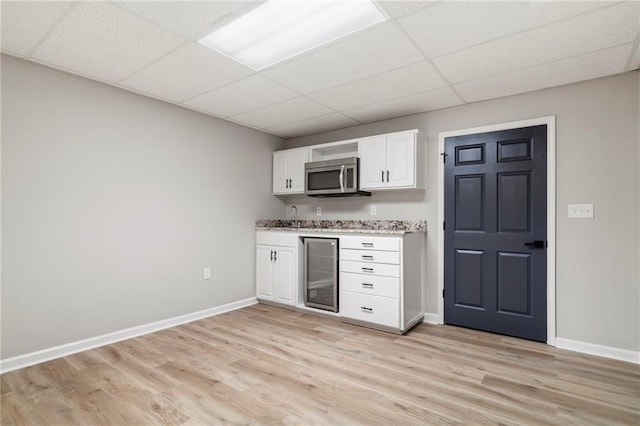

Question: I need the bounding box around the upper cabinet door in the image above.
[385,132,415,188]
[289,149,308,193]
[359,136,386,190]
[273,151,289,194]
[273,148,308,195]
[359,132,417,190]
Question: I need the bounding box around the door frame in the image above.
[437,116,556,346]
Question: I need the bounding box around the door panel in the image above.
[456,144,485,165]
[497,252,531,316]
[454,249,484,309]
[455,175,485,231]
[498,172,530,232]
[445,125,547,342]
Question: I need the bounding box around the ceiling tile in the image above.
[267,113,360,138]
[115,1,263,40]
[455,44,634,103]
[262,21,424,94]
[31,2,185,82]
[399,1,613,58]
[232,97,334,129]
[377,1,437,19]
[308,61,447,111]
[183,75,299,117]
[1,1,73,56]
[119,43,254,102]
[433,2,639,84]
[343,87,463,123]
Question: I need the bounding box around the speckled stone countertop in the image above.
[255,220,426,234]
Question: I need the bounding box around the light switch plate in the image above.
[370,205,377,216]
[316,206,322,216]
[203,267,212,279]
[568,204,594,219]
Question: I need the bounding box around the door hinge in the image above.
[440,152,447,163]
[443,221,445,231]
[442,289,445,299]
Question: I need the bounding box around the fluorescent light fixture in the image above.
[199,0,388,71]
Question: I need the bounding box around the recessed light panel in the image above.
[199,0,388,71]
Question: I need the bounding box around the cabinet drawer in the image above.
[256,231,298,247]
[340,249,399,264]
[340,272,400,298]
[340,260,400,277]
[340,291,399,328]
[339,236,400,251]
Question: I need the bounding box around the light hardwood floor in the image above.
[2,304,639,425]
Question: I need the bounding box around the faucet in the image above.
[290,205,299,228]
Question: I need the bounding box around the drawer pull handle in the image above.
[361,242,374,247]
[361,255,374,260]
[361,283,374,288]
[361,306,373,312]
[361,267,374,273]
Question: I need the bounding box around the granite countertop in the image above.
[255,220,426,234]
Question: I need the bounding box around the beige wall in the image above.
[286,71,640,352]
[1,55,285,359]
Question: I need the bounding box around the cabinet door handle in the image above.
[270,250,274,261]
[361,306,373,312]
[361,267,374,273]
[361,283,374,288]
[381,170,384,183]
[274,251,277,261]
[361,242,374,247]
[361,255,374,260]
[386,170,389,182]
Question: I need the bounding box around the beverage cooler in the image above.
[303,238,338,312]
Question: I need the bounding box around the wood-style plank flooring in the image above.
[2,304,639,425]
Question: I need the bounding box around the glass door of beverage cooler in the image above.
[304,238,338,312]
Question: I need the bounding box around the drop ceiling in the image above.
[2,1,639,139]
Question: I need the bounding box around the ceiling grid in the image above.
[2,0,638,138]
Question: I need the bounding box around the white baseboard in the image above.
[555,337,639,364]
[0,297,258,374]
[422,312,439,325]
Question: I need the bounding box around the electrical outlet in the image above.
[568,203,594,219]
[370,205,377,216]
[316,206,322,216]
[203,267,212,279]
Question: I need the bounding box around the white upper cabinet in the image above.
[273,148,308,194]
[272,129,423,195]
[358,130,422,190]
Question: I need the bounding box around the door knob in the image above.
[524,240,546,248]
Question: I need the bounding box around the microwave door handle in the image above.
[339,165,345,193]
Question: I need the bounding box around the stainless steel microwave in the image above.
[304,157,371,197]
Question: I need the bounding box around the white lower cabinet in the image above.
[256,232,299,306]
[340,291,400,328]
[256,231,425,334]
[339,234,424,333]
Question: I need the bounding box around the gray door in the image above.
[444,125,547,342]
